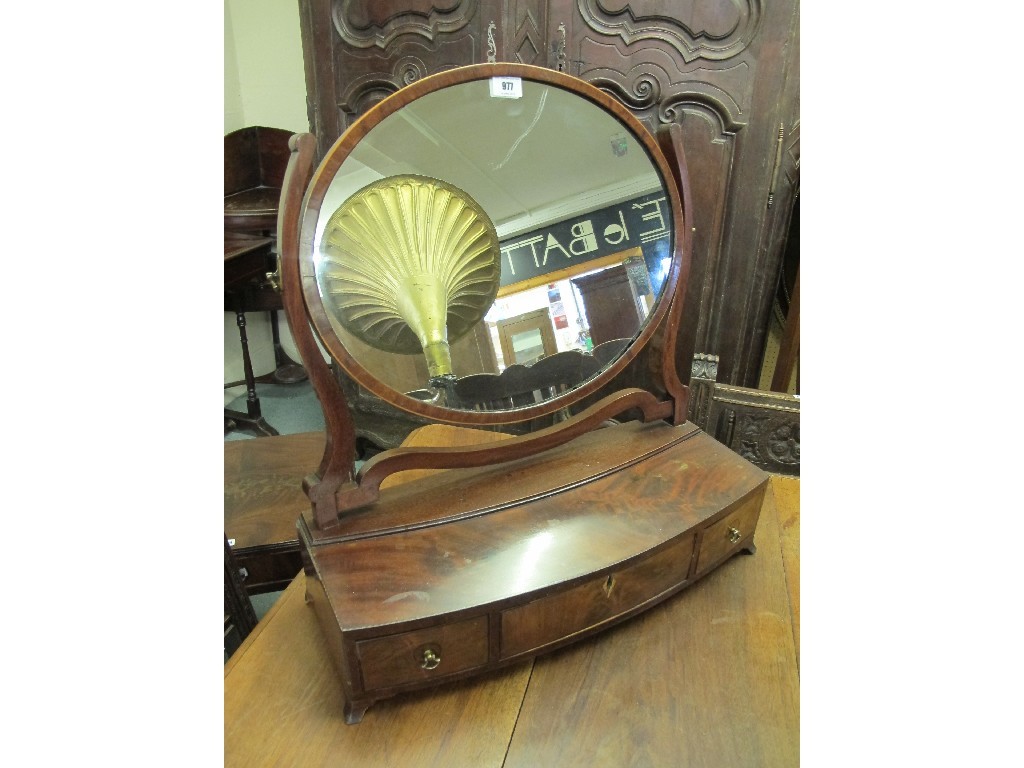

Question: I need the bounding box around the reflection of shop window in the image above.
[511,329,544,365]
[497,308,558,367]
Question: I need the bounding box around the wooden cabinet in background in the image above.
[297,0,800,388]
[572,265,642,346]
[496,308,557,366]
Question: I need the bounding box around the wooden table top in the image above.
[224,230,274,262]
[224,428,799,766]
[224,231,275,292]
[225,432,326,551]
[224,428,513,551]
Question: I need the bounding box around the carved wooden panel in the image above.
[575,1,762,63]
[332,1,471,49]
[558,0,798,386]
[300,0,506,158]
[728,411,799,470]
[508,1,552,66]
[299,0,800,388]
[688,353,799,476]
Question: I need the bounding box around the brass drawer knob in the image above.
[728,527,741,543]
[420,648,441,670]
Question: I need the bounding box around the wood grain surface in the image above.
[224,574,532,767]
[503,478,799,768]
[224,431,325,549]
[304,427,766,631]
[379,423,514,488]
[773,475,800,663]
[224,475,799,767]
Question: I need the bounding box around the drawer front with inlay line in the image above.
[694,493,761,575]
[499,533,697,659]
[355,616,489,691]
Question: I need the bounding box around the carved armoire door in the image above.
[299,0,800,387]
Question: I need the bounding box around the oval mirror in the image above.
[298,64,683,426]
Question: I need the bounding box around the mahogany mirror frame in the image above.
[278,63,696,528]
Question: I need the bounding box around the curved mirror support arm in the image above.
[656,122,697,423]
[335,388,674,513]
[278,132,357,531]
[282,65,695,530]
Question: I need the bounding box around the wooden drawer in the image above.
[499,533,696,659]
[694,492,762,575]
[355,616,489,691]
[232,543,302,595]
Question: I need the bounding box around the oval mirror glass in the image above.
[300,65,679,424]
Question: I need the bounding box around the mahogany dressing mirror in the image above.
[276,63,768,723]
[299,65,682,426]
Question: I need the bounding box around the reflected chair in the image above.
[452,349,603,432]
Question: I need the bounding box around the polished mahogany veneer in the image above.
[299,423,765,722]
[275,63,768,723]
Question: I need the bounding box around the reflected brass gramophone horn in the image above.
[319,174,501,387]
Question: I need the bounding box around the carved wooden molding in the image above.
[337,47,477,117]
[333,0,475,49]
[512,7,545,65]
[577,0,762,63]
[338,74,400,117]
[723,412,799,468]
[691,352,719,380]
[337,54,435,116]
[659,87,744,133]
[688,352,720,429]
[596,81,744,136]
[688,352,799,476]
[582,57,745,134]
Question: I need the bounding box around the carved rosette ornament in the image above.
[691,352,719,380]
[592,66,662,111]
[396,57,427,86]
